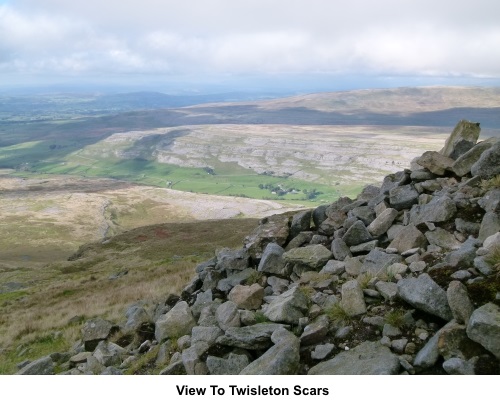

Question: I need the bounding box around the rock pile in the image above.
[17,120,500,375]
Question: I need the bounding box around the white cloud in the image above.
[2,1,500,82]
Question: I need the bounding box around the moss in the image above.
[466,275,500,307]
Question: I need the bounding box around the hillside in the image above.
[5,119,500,375]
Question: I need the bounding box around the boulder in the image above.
[217,268,258,293]
[389,184,419,210]
[282,245,332,270]
[257,243,287,276]
[215,301,241,331]
[300,315,329,345]
[397,274,453,321]
[367,208,399,237]
[341,280,366,316]
[81,318,116,351]
[417,151,455,176]
[342,220,373,247]
[206,353,249,375]
[93,341,126,367]
[228,284,265,310]
[308,341,399,375]
[191,326,224,347]
[360,249,402,275]
[263,286,309,324]
[409,196,457,226]
[331,238,352,260]
[440,120,481,159]
[16,356,54,375]
[388,224,427,253]
[452,140,494,176]
[290,210,312,239]
[240,329,300,375]
[466,303,500,359]
[447,281,474,324]
[216,248,250,272]
[471,141,500,179]
[350,206,376,226]
[217,323,289,350]
[244,213,291,260]
[425,228,461,251]
[155,301,196,342]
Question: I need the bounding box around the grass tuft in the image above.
[384,308,406,329]
[324,303,352,327]
[480,175,500,193]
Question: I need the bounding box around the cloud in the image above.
[2,1,500,82]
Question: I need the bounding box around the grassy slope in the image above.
[0,217,259,374]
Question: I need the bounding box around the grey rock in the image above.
[447,281,474,324]
[93,341,126,367]
[388,224,427,253]
[389,184,420,210]
[331,238,352,260]
[217,323,289,350]
[387,224,405,241]
[367,208,399,237]
[155,301,196,342]
[381,171,410,194]
[478,189,500,213]
[455,218,481,236]
[123,305,152,335]
[81,318,116,351]
[471,141,500,178]
[350,240,379,253]
[397,274,453,321]
[206,353,249,375]
[344,256,362,276]
[342,220,373,247]
[375,281,398,301]
[264,286,309,324]
[417,151,455,175]
[282,245,333,270]
[216,301,241,331]
[391,338,408,354]
[312,204,329,228]
[216,247,250,272]
[479,212,500,242]
[197,302,220,327]
[267,276,290,295]
[320,260,345,275]
[452,140,494,176]
[414,322,454,369]
[350,206,376,226]
[240,328,300,375]
[408,261,426,273]
[244,213,290,260]
[300,315,329,345]
[159,360,185,375]
[466,303,500,359]
[308,341,400,375]
[176,335,191,350]
[442,357,475,375]
[360,249,402,275]
[191,326,223,348]
[409,196,457,225]
[182,342,209,375]
[335,326,352,339]
[228,284,264,310]
[440,120,481,159]
[287,232,314,251]
[425,228,461,250]
[191,289,213,319]
[201,269,223,292]
[383,324,402,337]
[341,280,367,316]
[451,270,472,280]
[290,210,312,239]
[217,268,258,293]
[446,237,479,268]
[311,343,335,360]
[258,242,287,276]
[16,356,54,375]
[483,231,500,249]
[101,366,123,375]
[410,169,435,181]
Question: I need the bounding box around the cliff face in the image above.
[18,120,500,375]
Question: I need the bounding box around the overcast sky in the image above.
[1,0,500,92]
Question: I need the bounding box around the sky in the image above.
[1,0,500,93]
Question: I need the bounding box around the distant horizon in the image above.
[2,74,500,97]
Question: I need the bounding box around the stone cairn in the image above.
[18,120,500,375]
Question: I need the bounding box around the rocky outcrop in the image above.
[21,120,499,375]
